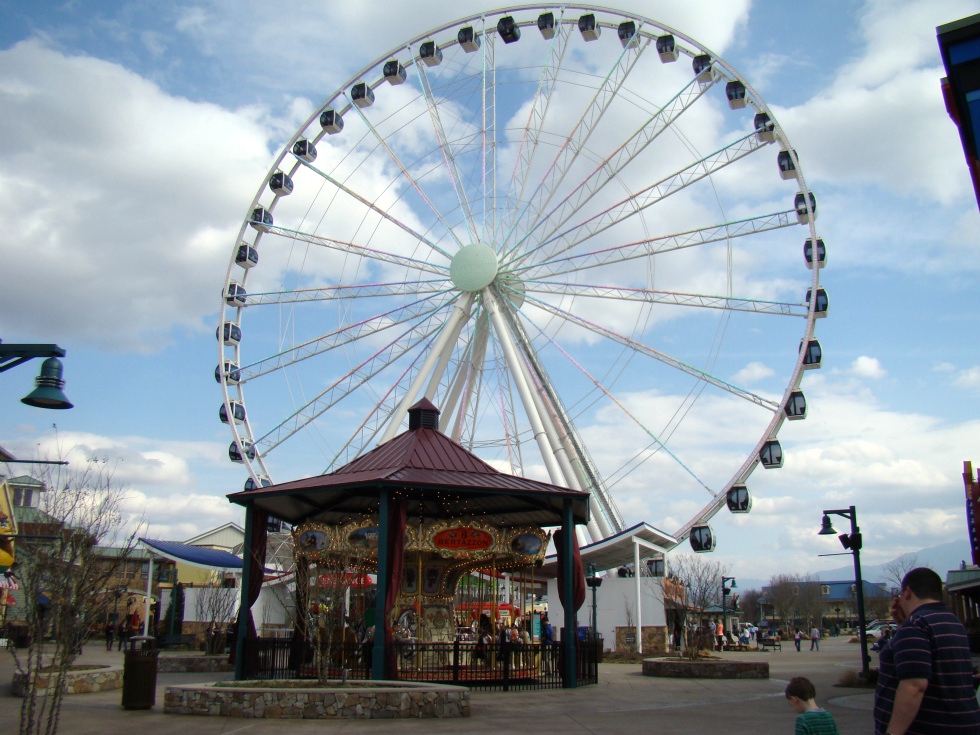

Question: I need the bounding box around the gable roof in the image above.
[228,400,591,528]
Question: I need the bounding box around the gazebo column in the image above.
[561,498,578,689]
[234,502,254,681]
[371,489,390,680]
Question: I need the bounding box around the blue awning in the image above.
[139,538,244,571]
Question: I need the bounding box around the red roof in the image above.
[228,400,590,528]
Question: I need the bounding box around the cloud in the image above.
[954,366,980,388]
[849,356,886,380]
[732,361,775,384]
[0,40,273,351]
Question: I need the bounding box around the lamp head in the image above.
[21,357,73,409]
[818,514,837,535]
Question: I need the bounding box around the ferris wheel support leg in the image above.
[513,349,604,542]
[484,291,566,487]
[448,311,491,442]
[378,294,475,444]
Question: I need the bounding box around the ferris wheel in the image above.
[217,5,826,550]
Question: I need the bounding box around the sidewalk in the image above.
[0,635,876,735]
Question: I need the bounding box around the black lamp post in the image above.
[721,576,736,649]
[819,506,870,680]
[585,562,602,641]
[0,341,73,409]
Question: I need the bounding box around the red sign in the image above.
[432,527,493,551]
[317,573,373,588]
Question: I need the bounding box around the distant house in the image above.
[759,579,891,630]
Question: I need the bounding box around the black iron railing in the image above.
[241,637,601,689]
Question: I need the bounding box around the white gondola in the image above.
[656,34,679,62]
[217,322,241,347]
[225,282,247,306]
[760,440,783,469]
[794,191,817,224]
[777,149,797,180]
[805,287,828,318]
[214,360,240,384]
[693,54,713,82]
[497,16,521,43]
[420,40,443,67]
[219,401,246,425]
[249,206,273,232]
[267,517,284,533]
[754,112,775,143]
[804,238,826,270]
[646,557,665,577]
[784,390,807,421]
[269,170,293,196]
[726,80,747,109]
[243,475,272,491]
[578,14,600,41]
[351,82,375,108]
[458,26,481,52]
[618,21,638,48]
[320,108,344,134]
[690,525,716,553]
[801,339,822,370]
[383,60,407,85]
[726,485,752,513]
[235,242,258,269]
[229,441,256,463]
[292,139,317,162]
[538,12,555,38]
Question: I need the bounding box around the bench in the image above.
[758,638,781,652]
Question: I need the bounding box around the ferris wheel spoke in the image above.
[445,309,490,443]
[264,224,448,276]
[512,76,712,256]
[499,13,572,241]
[499,30,650,256]
[516,210,797,280]
[348,102,466,250]
[523,281,808,317]
[531,323,714,496]
[481,21,497,245]
[525,293,780,411]
[299,160,452,261]
[253,310,450,455]
[511,131,772,268]
[416,62,480,242]
[238,293,451,383]
[244,280,450,306]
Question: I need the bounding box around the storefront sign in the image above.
[432,527,493,550]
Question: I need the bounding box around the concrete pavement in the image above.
[0,635,877,734]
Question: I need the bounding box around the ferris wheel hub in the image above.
[450,243,499,292]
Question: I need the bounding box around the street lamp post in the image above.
[0,341,73,409]
[721,576,736,650]
[819,506,870,681]
[585,563,602,642]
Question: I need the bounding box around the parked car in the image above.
[864,622,897,640]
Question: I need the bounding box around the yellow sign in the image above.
[0,482,16,569]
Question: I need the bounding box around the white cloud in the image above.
[849,356,886,380]
[955,366,980,388]
[0,40,273,351]
[732,361,775,384]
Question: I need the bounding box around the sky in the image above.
[0,0,978,587]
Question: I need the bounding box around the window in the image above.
[792,585,800,596]
[821,585,830,596]
[13,487,33,507]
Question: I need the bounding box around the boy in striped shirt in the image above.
[785,676,840,735]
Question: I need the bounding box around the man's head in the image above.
[897,567,943,615]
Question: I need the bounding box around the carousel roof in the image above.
[227,399,591,528]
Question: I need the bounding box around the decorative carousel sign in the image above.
[432,527,493,551]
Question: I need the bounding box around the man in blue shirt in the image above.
[874,567,980,735]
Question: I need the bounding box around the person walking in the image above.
[716,619,725,651]
[810,625,820,651]
[104,620,115,652]
[117,620,129,651]
[874,567,980,735]
[795,628,803,652]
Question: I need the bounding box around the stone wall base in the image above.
[12,666,123,696]
[642,658,769,679]
[158,656,233,673]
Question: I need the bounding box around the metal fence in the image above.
[242,637,600,690]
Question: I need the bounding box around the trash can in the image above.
[121,636,160,710]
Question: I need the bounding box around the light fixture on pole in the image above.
[585,562,602,642]
[819,506,870,681]
[721,576,736,649]
[0,341,73,409]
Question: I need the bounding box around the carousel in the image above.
[227,399,590,687]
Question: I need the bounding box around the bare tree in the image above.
[195,583,238,654]
[10,455,143,735]
[882,555,919,594]
[739,589,761,624]
[767,574,798,634]
[668,554,728,660]
[795,573,824,630]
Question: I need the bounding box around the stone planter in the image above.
[158,655,233,674]
[12,665,123,696]
[642,658,768,679]
[164,680,470,719]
